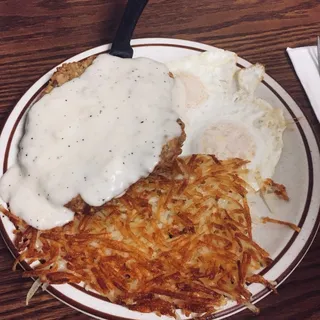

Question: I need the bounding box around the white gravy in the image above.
[0,54,181,230]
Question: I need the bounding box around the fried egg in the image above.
[167,49,286,189]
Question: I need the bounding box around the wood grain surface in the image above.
[0,0,320,319]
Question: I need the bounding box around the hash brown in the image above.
[4,155,279,317]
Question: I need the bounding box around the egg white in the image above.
[167,49,286,189]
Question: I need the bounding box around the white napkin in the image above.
[287,46,320,122]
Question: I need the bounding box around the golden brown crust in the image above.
[64,194,87,214]
[155,119,186,171]
[44,56,96,93]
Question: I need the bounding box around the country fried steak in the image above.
[44,56,186,211]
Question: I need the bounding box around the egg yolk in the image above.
[200,122,256,160]
[178,73,209,108]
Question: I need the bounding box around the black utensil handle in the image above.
[109,0,149,58]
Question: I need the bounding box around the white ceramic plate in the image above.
[0,38,319,320]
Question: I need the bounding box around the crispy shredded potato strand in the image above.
[3,155,278,317]
[261,178,289,201]
[261,216,301,232]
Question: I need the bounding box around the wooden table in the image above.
[0,0,319,319]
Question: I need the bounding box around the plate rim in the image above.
[0,37,319,320]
